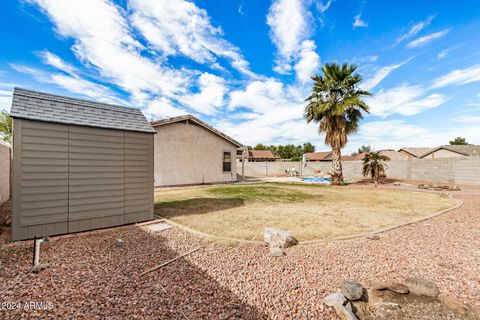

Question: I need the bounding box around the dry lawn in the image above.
[154,183,456,241]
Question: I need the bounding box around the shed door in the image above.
[68,126,125,233]
[14,120,69,239]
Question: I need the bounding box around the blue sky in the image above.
[1,0,480,153]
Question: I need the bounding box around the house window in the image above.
[223,152,232,172]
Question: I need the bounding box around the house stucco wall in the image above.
[153,121,238,186]
[0,141,10,204]
[423,149,464,159]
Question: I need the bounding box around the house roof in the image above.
[421,145,480,158]
[304,151,331,161]
[248,149,276,159]
[151,114,244,148]
[344,152,368,161]
[378,150,407,160]
[398,147,434,158]
[10,88,155,133]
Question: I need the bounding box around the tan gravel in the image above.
[0,184,479,319]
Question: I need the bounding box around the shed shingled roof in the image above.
[10,88,156,133]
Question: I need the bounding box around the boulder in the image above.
[264,227,298,248]
[324,292,357,320]
[405,277,439,298]
[438,293,470,316]
[341,281,364,300]
[115,239,124,247]
[366,233,380,240]
[372,280,409,294]
[270,246,284,257]
[367,289,401,316]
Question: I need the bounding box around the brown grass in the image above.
[154,183,455,241]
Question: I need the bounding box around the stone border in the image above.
[154,191,463,246]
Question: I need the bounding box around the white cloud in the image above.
[129,0,255,77]
[316,0,334,13]
[362,57,413,91]
[11,64,124,105]
[0,89,13,112]
[179,73,227,115]
[267,0,313,74]
[223,78,323,145]
[353,14,367,28]
[437,48,453,59]
[453,115,480,123]
[294,40,320,83]
[407,29,449,48]
[393,15,435,47]
[143,97,187,120]
[367,84,446,117]
[39,50,77,75]
[350,119,480,153]
[431,65,480,88]
[30,0,191,99]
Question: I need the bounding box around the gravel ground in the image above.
[0,184,479,319]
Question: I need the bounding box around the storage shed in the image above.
[10,88,156,241]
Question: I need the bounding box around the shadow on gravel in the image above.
[0,226,266,319]
[155,197,245,218]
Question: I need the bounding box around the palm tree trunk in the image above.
[330,147,344,185]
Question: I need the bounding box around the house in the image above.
[420,145,480,159]
[9,88,155,241]
[247,149,277,162]
[377,149,407,160]
[398,147,434,159]
[304,151,331,161]
[320,152,366,161]
[151,115,245,186]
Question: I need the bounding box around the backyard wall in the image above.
[0,141,10,204]
[238,157,480,185]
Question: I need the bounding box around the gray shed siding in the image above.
[12,119,153,241]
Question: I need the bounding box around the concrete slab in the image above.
[145,223,172,233]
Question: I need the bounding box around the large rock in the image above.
[405,277,439,297]
[341,281,364,301]
[372,280,409,294]
[270,246,284,257]
[324,292,357,320]
[264,227,298,248]
[438,293,470,316]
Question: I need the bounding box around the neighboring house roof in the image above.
[378,150,407,160]
[10,87,155,133]
[421,145,480,158]
[151,114,244,148]
[248,149,276,159]
[344,152,368,161]
[304,151,331,161]
[322,152,366,161]
[398,147,434,158]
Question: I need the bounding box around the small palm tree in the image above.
[0,110,12,144]
[362,152,390,186]
[305,63,371,184]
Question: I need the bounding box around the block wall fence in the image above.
[0,142,10,204]
[237,157,480,185]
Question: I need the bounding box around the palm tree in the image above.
[0,110,12,144]
[304,63,371,184]
[362,151,390,186]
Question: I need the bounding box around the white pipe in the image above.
[34,238,45,268]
